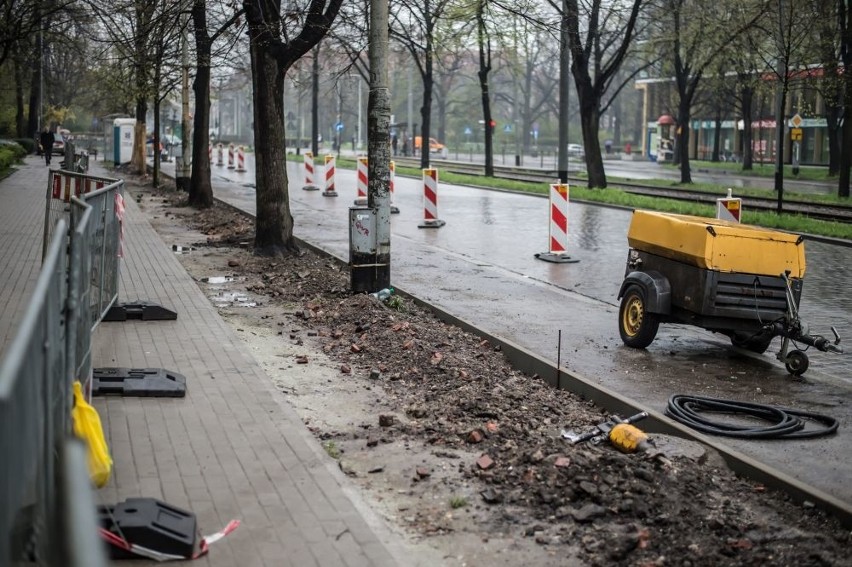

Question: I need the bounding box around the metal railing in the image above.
[0,168,124,565]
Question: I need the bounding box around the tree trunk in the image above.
[152,99,161,185]
[132,100,147,175]
[189,0,213,209]
[712,109,721,162]
[250,40,297,256]
[741,85,753,170]
[419,60,433,170]
[574,75,606,188]
[477,0,493,177]
[840,100,851,198]
[14,55,26,137]
[27,23,41,140]
[677,99,692,183]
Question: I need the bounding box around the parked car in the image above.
[52,132,67,155]
[567,143,585,158]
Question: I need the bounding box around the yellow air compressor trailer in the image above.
[618,211,842,375]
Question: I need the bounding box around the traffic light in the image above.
[489,119,496,131]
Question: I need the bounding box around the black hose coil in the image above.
[665,395,839,439]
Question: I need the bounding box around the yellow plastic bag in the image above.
[72,381,113,488]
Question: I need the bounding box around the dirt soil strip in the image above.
[132,177,850,567]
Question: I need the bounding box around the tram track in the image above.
[393,156,852,224]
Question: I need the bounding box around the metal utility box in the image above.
[349,207,380,292]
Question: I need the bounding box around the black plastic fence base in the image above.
[92,368,187,397]
[534,252,580,264]
[104,301,177,321]
[99,498,197,560]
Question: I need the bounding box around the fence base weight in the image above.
[104,301,177,321]
[92,368,186,398]
[418,219,446,229]
[99,498,196,560]
[535,252,580,264]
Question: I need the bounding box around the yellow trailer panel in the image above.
[627,210,806,278]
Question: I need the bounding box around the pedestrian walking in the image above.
[391,134,398,156]
[39,128,54,166]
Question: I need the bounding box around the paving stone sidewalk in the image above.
[1,156,405,567]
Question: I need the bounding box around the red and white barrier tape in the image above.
[99,519,240,562]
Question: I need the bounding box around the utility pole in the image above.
[177,6,191,191]
[357,76,363,150]
[557,0,569,183]
[773,0,787,212]
[350,0,391,292]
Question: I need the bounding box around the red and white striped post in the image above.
[354,157,368,205]
[418,168,445,228]
[390,160,399,214]
[323,155,338,197]
[535,183,579,263]
[302,151,319,190]
[216,143,224,166]
[227,143,235,169]
[236,146,246,172]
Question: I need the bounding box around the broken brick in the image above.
[476,454,495,470]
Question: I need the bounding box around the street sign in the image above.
[464,126,472,135]
[336,122,344,132]
[790,113,803,128]
[791,127,803,141]
[503,124,512,133]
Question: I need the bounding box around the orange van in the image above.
[414,136,446,154]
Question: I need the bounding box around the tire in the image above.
[784,350,809,376]
[619,285,660,348]
[731,332,773,354]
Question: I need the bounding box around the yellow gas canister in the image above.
[609,423,650,453]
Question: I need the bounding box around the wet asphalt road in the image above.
[154,155,851,506]
[447,151,836,195]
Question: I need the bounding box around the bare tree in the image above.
[390,0,456,169]
[652,0,766,184]
[242,0,343,256]
[559,0,648,188]
[476,0,495,175]
[188,1,244,208]
[835,0,851,197]
[88,0,183,175]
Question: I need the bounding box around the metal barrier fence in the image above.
[0,168,123,564]
[42,170,116,262]
[0,221,104,565]
[76,182,124,329]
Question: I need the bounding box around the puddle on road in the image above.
[198,274,255,307]
[172,245,196,254]
[210,291,257,307]
[200,275,241,284]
